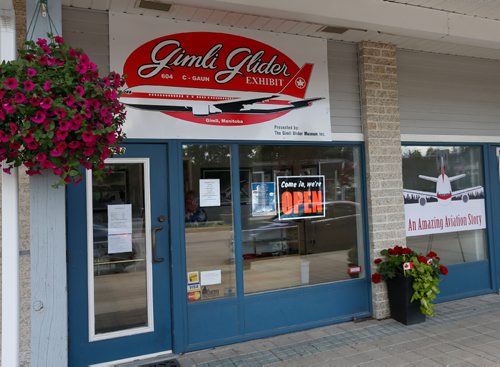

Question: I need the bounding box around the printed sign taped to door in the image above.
[277,175,325,220]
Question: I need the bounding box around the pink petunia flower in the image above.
[79,54,90,65]
[36,152,47,162]
[104,89,117,101]
[59,120,71,131]
[3,101,15,114]
[39,56,48,65]
[22,134,35,144]
[26,169,42,176]
[68,48,78,58]
[0,130,10,143]
[50,142,67,157]
[26,140,39,150]
[9,123,17,134]
[75,64,87,74]
[53,167,63,176]
[31,111,46,124]
[41,160,55,169]
[40,98,53,110]
[73,114,83,124]
[47,57,57,66]
[68,141,81,150]
[107,132,117,144]
[54,36,64,44]
[36,38,47,47]
[4,78,18,89]
[14,92,27,104]
[68,119,81,131]
[83,147,95,157]
[55,130,68,141]
[54,108,67,119]
[24,80,35,91]
[43,81,52,92]
[82,131,95,144]
[27,68,37,77]
[64,95,75,107]
[74,86,84,96]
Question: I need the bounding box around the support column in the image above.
[358,41,406,319]
[26,1,67,366]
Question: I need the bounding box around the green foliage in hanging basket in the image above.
[0,35,126,186]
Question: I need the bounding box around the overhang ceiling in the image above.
[61,0,500,60]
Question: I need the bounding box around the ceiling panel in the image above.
[236,14,259,28]
[191,8,213,22]
[61,0,500,60]
[389,0,500,20]
[205,9,227,24]
[218,12,243,27]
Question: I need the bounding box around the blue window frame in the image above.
[174,140,372,352]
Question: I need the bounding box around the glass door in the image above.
[67,143,171,366]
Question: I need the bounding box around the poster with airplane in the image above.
[110,13,331,141]
[403,157,486,237]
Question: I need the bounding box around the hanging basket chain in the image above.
[26,0,60,42]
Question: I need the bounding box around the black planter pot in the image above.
[386,276,426,325]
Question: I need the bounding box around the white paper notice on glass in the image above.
[199,179,221,207]
[200,270,222,286]
[108,233,133,254]
[108,204,132,235]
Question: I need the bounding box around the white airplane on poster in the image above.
[120,63,323,116]
[403,157,484,206]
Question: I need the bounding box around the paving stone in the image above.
[176,294,500,367]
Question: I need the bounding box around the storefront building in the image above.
[2,1,500,366]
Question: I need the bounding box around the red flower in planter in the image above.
[372,245,448,317]
[371,273,382,284]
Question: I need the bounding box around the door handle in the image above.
[151,226,165,263]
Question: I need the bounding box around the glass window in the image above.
[183,144,236,302]
[402,146,488,264]
[239,145,365,294]
[90,161,151,336]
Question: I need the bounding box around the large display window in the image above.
[402,146,488,264]
[239,145,365,293]
[183,143,366,300]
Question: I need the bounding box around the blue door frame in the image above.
[67,143,172,366]
[488,145,500,293]
[67,139,372,359]
[166,140,372,353]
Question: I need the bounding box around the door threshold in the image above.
[89,351,174,367]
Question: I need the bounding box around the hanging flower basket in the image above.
[0,35,126,186]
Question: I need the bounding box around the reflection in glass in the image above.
[239,145,365,294]
[403,146,488,264]
[92,163,149,334]
[183,144,236,302]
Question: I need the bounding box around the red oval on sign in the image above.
[124,32,299,93]
[121,32,319,126]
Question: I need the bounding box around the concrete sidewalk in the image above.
[176,294,500,367]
